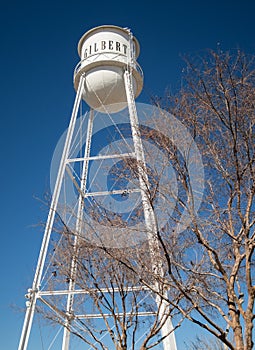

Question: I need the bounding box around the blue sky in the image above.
[1,0,255,349]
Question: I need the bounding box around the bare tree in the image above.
[114,49,255,350]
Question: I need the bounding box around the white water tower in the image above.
[18,25,177,350]
[74,25,143,113]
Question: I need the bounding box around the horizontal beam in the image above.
[39,286,151,296]
[75,311,156,319]
[84,188,141,197]
[67,152,135,163]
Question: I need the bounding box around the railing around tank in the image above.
[73,55,143,82]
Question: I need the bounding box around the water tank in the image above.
[73,25,143,113]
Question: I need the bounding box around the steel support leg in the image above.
[18,75,85,350]
[124,69,177,350]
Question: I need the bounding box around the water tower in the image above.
[18,25,177,350]
[74,25,143,113]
